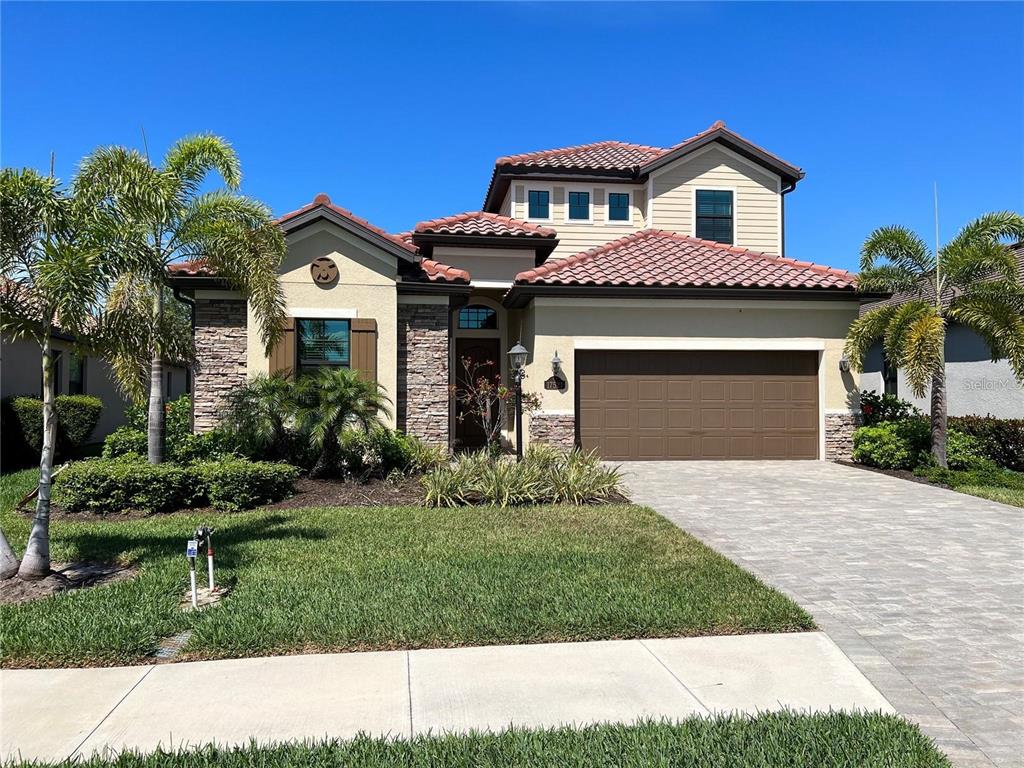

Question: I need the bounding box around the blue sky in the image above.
[2,1,1022,272]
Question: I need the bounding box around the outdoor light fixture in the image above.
[839,355,851,373]
[508,341,529,461]
[551,350,562,374]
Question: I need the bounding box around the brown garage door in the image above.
[577,350,819,460]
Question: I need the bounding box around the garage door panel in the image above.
[577,351,818,460]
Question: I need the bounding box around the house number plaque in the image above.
[311,257,339,285]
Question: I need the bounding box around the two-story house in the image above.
[168,121,865,461]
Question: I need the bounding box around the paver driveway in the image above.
[624,461,1023,768]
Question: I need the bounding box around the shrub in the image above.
[949,415,1024,472]
[851,420,930,470]
[104,405,234,464]
[858,390,921,426]
[54,456,205,514]
[944,430,991,471]
[197,458,299,512]
[3,395,103,459]
[102,426,147,458]
[422,447,625,508]
[914,463,1024,491]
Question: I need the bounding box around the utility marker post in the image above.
[186,538,198,609]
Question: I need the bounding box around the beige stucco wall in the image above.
[518,298,860,451]
[432,246,535,285]
[650,145,781,254]
[245,222,399,426]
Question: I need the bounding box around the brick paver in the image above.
[624,461,1024,768]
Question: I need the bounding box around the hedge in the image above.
[2,395,103,466]
[53,456,299,514]
[851,420,991,471]
[949,416,1024,472]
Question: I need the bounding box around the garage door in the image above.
[577,350,819,460]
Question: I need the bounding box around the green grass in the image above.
[956,484,1024,507]
[1,469,812,668]
[6,713,950,768]
[912,464,1024,508]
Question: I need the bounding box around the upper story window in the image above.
[297,318,350,374]
[567,191,590,221]
[528,190,550,219]
[695,189,734,244]
[608,192,630,222]
[458,305,498,330]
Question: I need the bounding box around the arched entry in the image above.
[452,297,505,448]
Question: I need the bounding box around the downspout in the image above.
[780,182,795,256]
[172,287,196,431]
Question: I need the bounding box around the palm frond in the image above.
[883,300,936,371]
[940,238,1021,292]
[843,304,900,372]
[855,264,921,295]
[861,226,934,274]
[898,313,946,398]
[164,134,241,197]
[943,211,1024,252]
[948,292,1024,382]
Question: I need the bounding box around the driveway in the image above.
[623,461,1023,768]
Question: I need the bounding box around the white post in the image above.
[207,546,214,591]
[189,561,197,609]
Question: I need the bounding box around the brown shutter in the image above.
[269,318,296,379]
[350,318,377,383]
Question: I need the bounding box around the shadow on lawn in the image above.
[63,514,329,568]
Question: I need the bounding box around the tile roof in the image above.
[414,211,556,239]
[495,141,666,172]
[405,259,470,284]
[514,230,856,291]
[277,193,418,254]
[167,259,217,276]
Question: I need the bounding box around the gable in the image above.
[283,223,398,288]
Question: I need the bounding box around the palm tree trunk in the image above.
[18,333,57,579]
[148,289,166,464]
[930,350,948,469]
[0,529,19,580]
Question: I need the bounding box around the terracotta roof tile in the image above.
[167,259,216,276]
[495,140,666,172]
[402,258,470,284]
[514,230,855,291]
[414,211,556,239]
[277,193,417,254]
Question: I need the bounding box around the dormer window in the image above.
[695,189,734,244]
[567,191,591,221]
[528,190,550,220]
[608,192,630,222]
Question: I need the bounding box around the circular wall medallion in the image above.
[310,257,339,285]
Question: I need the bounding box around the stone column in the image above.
[824,411,861,461]
[193,297,247,432]
[397,301,450,447]
[528,412,576,451]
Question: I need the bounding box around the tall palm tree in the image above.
[294,368,391,478]
[845,212,1024,467]
[0,168,112,579]
[75,135,287,463]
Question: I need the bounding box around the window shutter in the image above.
[269,318,296,379]
[350,318,377,383]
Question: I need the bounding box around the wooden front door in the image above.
[454,337,502,448]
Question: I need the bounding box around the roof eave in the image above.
[639,130,805,188]
[412,232,558,259]
[279,205,418,263]
[503,283,859,309]
[396,279,472,296]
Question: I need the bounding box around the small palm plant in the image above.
[224,373,295,460]
[76,134,287,463]
[294,368,391,478]
[845,212,1024,467]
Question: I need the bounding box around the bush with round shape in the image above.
[54,455,205,514]
[197,458,300,512]
[851,420,931,470]
[3,395,103,464]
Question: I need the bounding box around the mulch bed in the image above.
[838,461,948,488]
[0,561,138,605]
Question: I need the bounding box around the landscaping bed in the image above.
[1,473,812,668]
[7,713,950,768]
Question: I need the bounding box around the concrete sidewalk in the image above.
[1,631,892,762]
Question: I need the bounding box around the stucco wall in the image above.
[245,223,399,425]
[862,327,1024,418]
[432,246,535,285]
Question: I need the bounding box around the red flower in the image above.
[862,404,874,414]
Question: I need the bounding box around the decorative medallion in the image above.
[310,257,339,285]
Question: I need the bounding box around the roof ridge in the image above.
[277,193,417,254]
[648,120,802,176]
[496,140,666,166]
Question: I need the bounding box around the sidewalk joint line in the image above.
[637,639,710,713]
[405,651,414,739]
[67,664,155,761]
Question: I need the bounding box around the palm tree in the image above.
[224,373,295,460]
[75,135,287,463]
[0,168,112,579]
[845,212,1024,467]
[294,368,391,478]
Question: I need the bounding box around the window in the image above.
[528,190,550,219]
[166,371,173,397]
[297,318,350,374]
[46,351,64,395]
[695,189,733,244]
[882,355,898,396]
[568,191,590,221]
[68,353,85,395]
[608,192,630,222]
[458,305,498,330]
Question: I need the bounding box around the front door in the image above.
[454,337,502,448]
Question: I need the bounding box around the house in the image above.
[859,242,1024,419]
[167,121,870,461]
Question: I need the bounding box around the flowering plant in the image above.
[451,357,541,452]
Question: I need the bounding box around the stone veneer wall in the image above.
[824,411,861,461]
[397,303,450,447]
[529,412,576,451]
[194,298,247,432]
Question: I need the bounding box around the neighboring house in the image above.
[1,334,191,441]
[168,121,871,461]
[859,242,1024,419]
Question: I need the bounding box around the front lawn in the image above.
[9,713,950,768]
[0,469,812,668]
